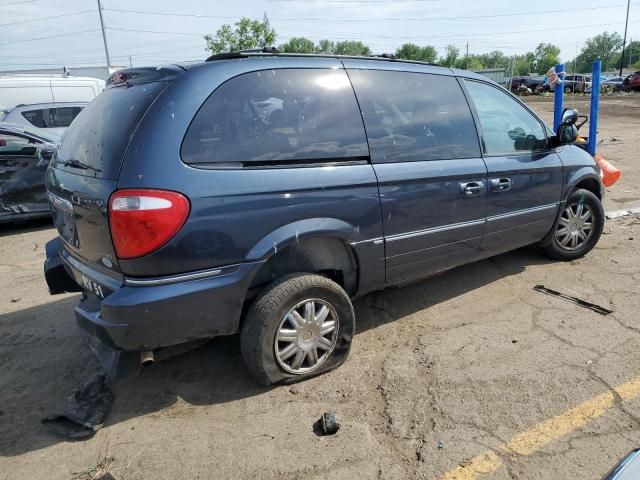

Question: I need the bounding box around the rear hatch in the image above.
[46,66,182,278]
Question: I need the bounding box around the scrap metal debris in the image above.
[42,374,114,439]
[533,285,613,316]
[314,411,340,436]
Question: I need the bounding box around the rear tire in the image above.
[540,189,604,261]
[240,273,355,385]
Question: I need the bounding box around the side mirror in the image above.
[556,123,578,145]
[561,108,579,125]
[40,145,56,161]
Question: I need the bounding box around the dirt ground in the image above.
[1,96,640,480]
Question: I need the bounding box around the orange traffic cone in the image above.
[594,154,621,187]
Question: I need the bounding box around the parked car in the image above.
[605,449,640,479]
[601,76,625,92]
[510,75,545,94]
[563,74,592,93]
[0,123,59,223]
[1,102,87,135]
[0,74,104,115]
[626,71,640,91]
[43,53,605,385]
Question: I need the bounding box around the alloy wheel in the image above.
[274,299,339,374]
[555,201,594,251]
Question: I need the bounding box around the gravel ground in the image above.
[0,95,639,480]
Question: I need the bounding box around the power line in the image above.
[106,26,203,36]
[0,29,101,46]
[102,3,637,22]
[0,0,37,6]
[104,20,638,41]
[0,9,95,27]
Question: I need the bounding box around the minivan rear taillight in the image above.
[108,189,190,259]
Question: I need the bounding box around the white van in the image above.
[0,74,105,111]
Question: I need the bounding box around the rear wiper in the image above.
[62,159,102,173]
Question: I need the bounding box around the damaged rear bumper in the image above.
[44,236,263,352]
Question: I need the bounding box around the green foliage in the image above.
[204,17,277,54]
[315,39,335,54]
[333,40,372,56]
[279,37,316,54]
[512,52,536,75]
[439,45,459,67]
[571,32,623,72]
[614,40,640,70]
[532,43,560,74]
[202,23,632,81]
[396,43,438,63]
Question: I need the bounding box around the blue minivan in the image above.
[44,52,604,384]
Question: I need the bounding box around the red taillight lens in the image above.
[108,189,190,260]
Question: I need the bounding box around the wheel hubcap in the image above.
[555,201,594,251]
[275,299,339,375]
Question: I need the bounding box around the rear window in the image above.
[22,106,83,128]
[347,69,480,163]
[54,82,166,179]
[181,69,368,166]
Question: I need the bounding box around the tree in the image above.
[440,45,459,67]
[479,50,510,69]
[532,43,560,74]
[204,17,277,54]
[615,40,640,70]
[315,39,335,54]
[280,37,316,53]
[574,32,623,72]
[333,40,371,56]
[512,52,535,75]
[395,43,438,63]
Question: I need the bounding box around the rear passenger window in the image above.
[347,70,480,163]
[182,69,368,166]
[21,107,83,128]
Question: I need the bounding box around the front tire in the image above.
[241,273,355,385]
[540,189,604,261]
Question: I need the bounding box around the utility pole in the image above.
[129,56,132,68]
[466,42,469,70]
[619,0,631,76]
[97,0,112,70]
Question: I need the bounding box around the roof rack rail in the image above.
[206,47,280,62]
[203,49,444,69]
[371,53,397,60]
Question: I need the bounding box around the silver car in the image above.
[1,102,86,136]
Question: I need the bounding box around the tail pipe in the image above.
[140,350,155,366]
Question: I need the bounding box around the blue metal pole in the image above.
[587,59,601,156]
[553,63,564,132]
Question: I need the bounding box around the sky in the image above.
[0,0,637,71]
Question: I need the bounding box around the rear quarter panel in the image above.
[117,58,385,292]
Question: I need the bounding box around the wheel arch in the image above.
[564,168,603,201]
[246,218,362,295]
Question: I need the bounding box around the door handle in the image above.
[490,178,512,192]
[460,181,485,196]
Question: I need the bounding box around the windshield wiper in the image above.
[62,159,102,173]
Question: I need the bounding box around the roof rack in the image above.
[204,48,441,69]
[205,47,280,62]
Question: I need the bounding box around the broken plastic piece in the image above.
[314,411,340,436]
[41,374,115,439]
